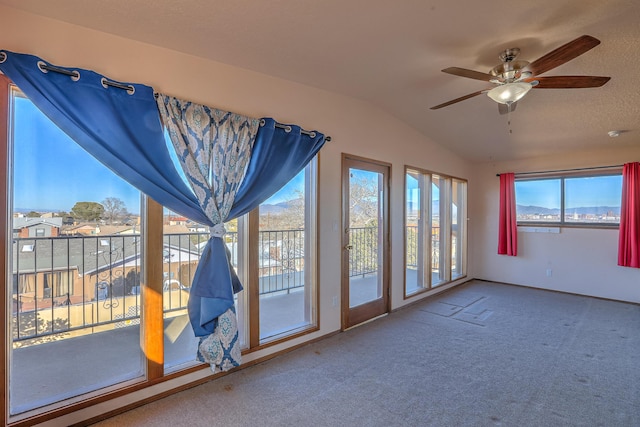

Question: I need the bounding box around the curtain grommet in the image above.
[259,119,265,127]
[101,77,135,95]
[37,61,49,73]
[0,51,6,64]
[284,125,292,133]
[309,131,316,138]
[70,71,80,82]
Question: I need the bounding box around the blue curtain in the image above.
[0,50,208,224]
[185,117,326,336]
[0,50,327,370]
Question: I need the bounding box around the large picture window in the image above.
[405,167,467,297]
[9,87,145,414]
[3,82,320,419]
[515,173,622,226]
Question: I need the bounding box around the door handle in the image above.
[344,245,353,250]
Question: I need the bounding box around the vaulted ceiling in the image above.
[1,0,638,162]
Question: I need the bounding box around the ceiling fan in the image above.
[430,35,610,114]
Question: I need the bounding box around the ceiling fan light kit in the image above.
[431,35,610,113]
[487,82,532,104]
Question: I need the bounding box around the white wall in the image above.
[0,5,472,424]
[471,146,640,303]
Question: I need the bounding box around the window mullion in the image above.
[560,177,566,225]
[248,209,260,348]
[141,196,164,379]
[1,74,10,427]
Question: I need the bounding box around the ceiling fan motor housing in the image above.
[490,48,530,82]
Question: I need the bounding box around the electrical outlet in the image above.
[332,295,338,307]
[546,269,552,277]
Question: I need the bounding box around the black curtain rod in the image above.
[35,60,136,93]
[2,51,332,142]
[496,164,624,177]
[272,122,332,142]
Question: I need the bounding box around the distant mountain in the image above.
[516,205,560,215]
[260,200,293,215]
[517,205,620,215]
[14,207,64,214]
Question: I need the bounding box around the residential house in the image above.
[12,217,62,238]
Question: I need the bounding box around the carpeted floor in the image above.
[92,280,640,426]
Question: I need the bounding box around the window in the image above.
[9,86,144,414]
[258,164,317,343]
[515,173,622,226]
[3,77,320,422]
[405,167,467,297]
[161,142,319,369]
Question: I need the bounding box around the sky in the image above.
[515,176,622,208]
[15,94,618,215]
[13,96,303,214]
[14,97,142,213]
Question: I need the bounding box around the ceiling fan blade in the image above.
[498,102,517,115]
[526,35,601,76]
[528,75,611,88]
[442,67,494,82]
[430,90,486,110]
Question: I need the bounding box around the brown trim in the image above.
[394,278,473,311]
[341,154,391,330]
[1,73,11,427]
[513,167,623,180]
[315,152,321,333]
[243,325,320,354]
[403,274,469,300]
[142,197,164,378]
[516,222,619,230]
[247,209,260,348]
[404,164,468,183]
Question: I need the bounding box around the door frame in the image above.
[341,153,391,330]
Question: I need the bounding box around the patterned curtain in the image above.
[157,95,260,372]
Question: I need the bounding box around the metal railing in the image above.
[12,225,450,343]
[11,229,308,343]
[405,225,440,271]
[347,226,379,277]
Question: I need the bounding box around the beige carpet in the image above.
[91,280,640,426]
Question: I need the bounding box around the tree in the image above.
[71,202,104,222]
[349,174,378,227]
[26,211,41,218]
[101,197,129,225]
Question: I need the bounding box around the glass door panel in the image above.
[342,156,389,329]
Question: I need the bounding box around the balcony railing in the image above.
[12,226,444,344]
[11,229,311,344]
[405,225,441,270]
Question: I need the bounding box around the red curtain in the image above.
[618,162,640,268]
[498,172,518,256]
